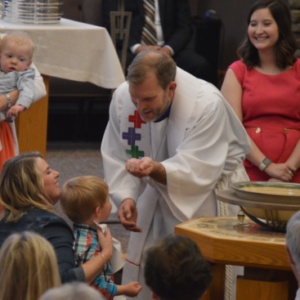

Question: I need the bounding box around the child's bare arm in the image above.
[6,105,26,118]
[116,282,142,297]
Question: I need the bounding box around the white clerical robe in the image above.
[101,67,252,300]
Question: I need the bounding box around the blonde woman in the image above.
[0,231,61,300]
[0,152,113,284]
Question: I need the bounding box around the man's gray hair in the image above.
[127,50,176,90]
[39,282,104,300]
[286,211,300,275]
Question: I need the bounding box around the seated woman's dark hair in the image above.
[238,0,297,69]
[144,235,212,300]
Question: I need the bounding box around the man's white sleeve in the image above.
[161,96,246,221]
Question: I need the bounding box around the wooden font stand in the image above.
[175,217,297,300]
[15,75,49,158]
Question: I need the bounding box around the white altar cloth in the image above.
[0,18,125,89]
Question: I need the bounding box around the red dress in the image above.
[230,59,300,183]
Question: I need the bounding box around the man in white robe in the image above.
[101,50,251,300]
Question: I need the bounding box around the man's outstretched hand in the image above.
[118,198,142,232]
[126,157,167,185]
[126,157,155,178]
[135,45,161,54]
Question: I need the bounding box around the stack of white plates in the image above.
[2,0,63,24]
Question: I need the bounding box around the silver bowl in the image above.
[231,181,300,203]
[216,182,300,232]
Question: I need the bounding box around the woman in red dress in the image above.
[221,0,300,183]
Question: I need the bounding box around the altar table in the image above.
[175,217,297,300]
[0,18,125,157]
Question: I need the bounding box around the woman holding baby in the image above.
[0,32,46,174]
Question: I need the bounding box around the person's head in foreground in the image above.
[238,0,297,69]
[0,231,61,300]
[60,176,111,226]
[39,282,104,300]
[144,235,213,300]
[0,31,34,73]
[286,211,300,286]
[127,50,177,122]
[0,152,60,222]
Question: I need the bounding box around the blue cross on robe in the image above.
[122,128,141,145]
